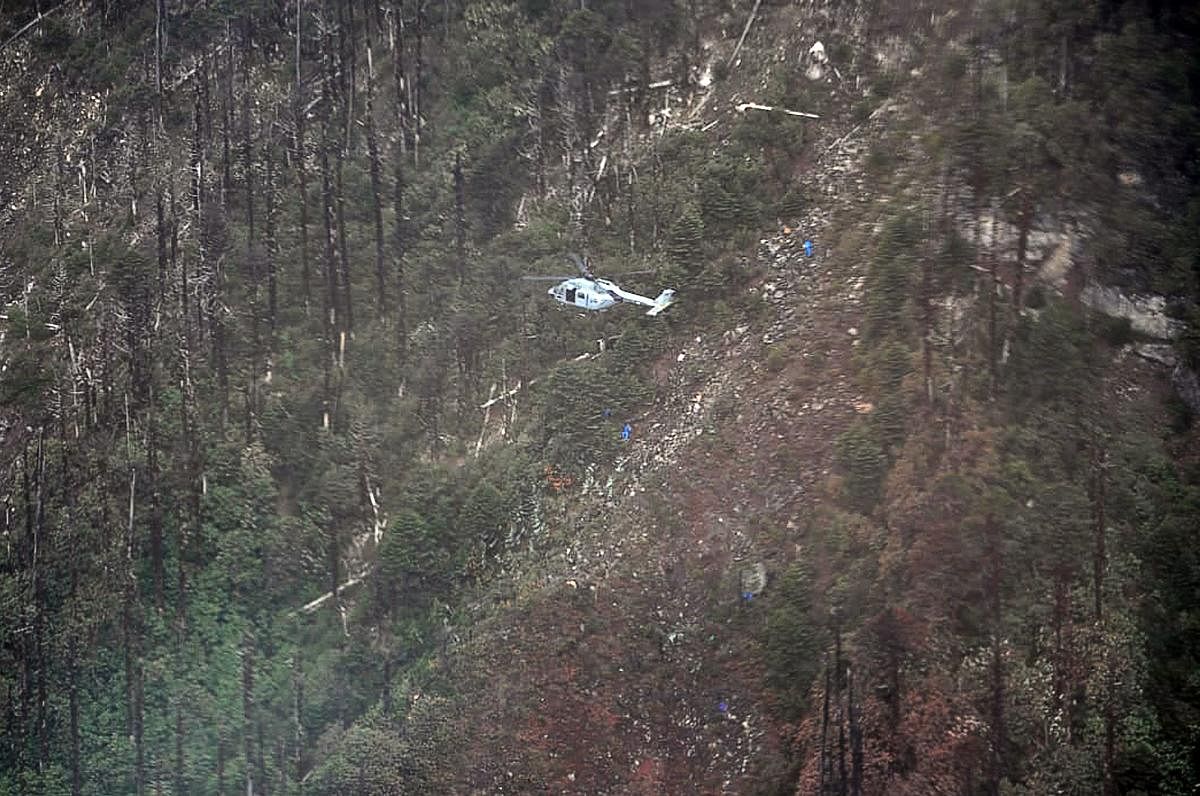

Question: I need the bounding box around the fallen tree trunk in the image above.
[290,569,371,616]
[0,3,66,57]
[737,102,820,119]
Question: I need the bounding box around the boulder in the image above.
[1172,363,1200,414]
[1080,283,1186,340]
[805,41,828,81]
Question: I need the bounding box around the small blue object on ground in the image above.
[804,239,814,257]
[602,408,612,418]
[742,591,754,601]
[621,422,632,441]
[718,700,728,714]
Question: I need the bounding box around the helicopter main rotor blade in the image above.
[566,253,589,276]
[521,275,574,281]
[607,269,655,277]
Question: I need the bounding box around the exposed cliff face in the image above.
[1080,283,1185,341]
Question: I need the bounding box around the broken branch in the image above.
[0,3,66,58]
[727,0,763,68]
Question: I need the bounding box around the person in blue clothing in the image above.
[621,422,632,441]
[803,239,814,257]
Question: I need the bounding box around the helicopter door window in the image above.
[565,287,576,303]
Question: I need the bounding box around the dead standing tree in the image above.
[391,1,410,364]
[318,5,345,430]
[365,22,388,317]
[293,0,313,311]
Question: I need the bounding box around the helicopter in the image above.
[522,254,677,316]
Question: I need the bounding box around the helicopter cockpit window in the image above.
[565,288,576,303]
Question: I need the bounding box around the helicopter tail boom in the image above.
[645,289,676,316]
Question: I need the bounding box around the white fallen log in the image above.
[824,123,863,153]
[291,569,372,616]
[606,79,673,96]
[479,379,533,410]
[737,102,820,119]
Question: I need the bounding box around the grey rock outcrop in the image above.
[1079,284,1186,340]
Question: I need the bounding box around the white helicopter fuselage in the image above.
[548,277,676,316]
[547,277,619,311]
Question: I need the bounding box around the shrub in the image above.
[1098,314,1135,347]
[766,345,789,373]
[835,422,887,511]
[764,562,824,719]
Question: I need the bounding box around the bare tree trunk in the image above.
[294,0,312,311]
[1103,699,1116,796]
[382,653,392,716]
[346,0,358,133]
[221,31,234,206]
[124,458,145,796]
[189,93,202,326]
[921,237,934,406]
[243,24,256,248]
[413,0,425,166]
[148,393,164,612]
[32,429,48,774]
[390,2,409,148]
[16,445,33,773]
[819,667,831,794]
[155,0,166,123]
[848,668,863,796]
[335,142,354,334]
[1090,447,1108,622]
[392,5,409,364]
[1051,574,1069,730]
[210,217,230,429]
[216,730,226,796]
[320,115,338,428]
[65,435,81,793]
[69,637,81,796]
[557,62,583,240]
[242,631,256,796]
[986,513,1006,796]
[156,181,168,298]
[54,134,66,247]
[365,39,387,316]
[276,735,288,796]
[336,0,353,149]
[986,234,999,397]
[1013,191,1033,313]
[174,701,186,796]
[453,151,466,285]
[256,721,266,796]
[292,650,304,789]
[265,141,279,334]
[322,4,351,338]
[177,306,202,632]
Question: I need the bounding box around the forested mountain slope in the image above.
[0,1,1198,794]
